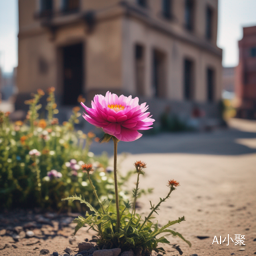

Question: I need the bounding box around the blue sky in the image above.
[0,0,256,72]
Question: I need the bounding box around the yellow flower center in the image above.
[108,104,125,112]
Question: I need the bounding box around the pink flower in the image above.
[81,92,155,142]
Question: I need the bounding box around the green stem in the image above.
[113,137,120,232]
[139,186,175,231]
[87,173,105,213]
[132,172,140,216]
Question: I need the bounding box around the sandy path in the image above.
[1,119,256,256]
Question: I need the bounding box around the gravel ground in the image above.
[0,118,256,256]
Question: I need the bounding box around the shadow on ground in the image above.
[89,128,256,156]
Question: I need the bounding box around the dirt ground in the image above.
[1,118,256,256]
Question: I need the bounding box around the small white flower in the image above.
[88,152,94,158]
[51,132,56,137]
[43,176,50,182]
[42,130,48,136]
[101,176,107,181]
[7,159,12,163]
[73,164,80,171]
[37,127,43,132]
[59,139,64,144]
[49,151,55,156]
[65,162,71,168]
[99,172,105,177]
[81,181,88,186]
[78,161,85,166]
[29,149,41,156]
[78,172,83,177]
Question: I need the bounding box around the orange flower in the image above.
[63,121,68,126]
[48,87,55,93]
[37,89,45,96]
[15,121,23,126]
[47,128,52,133]
[52,103,57,109]
[77,95,85,103]
[33,121,38,126]
[135,161,146,169]
[88,132,95,139]
[94,137,100,143]
[81,164,93,173]
[5,112,10,117]
[73,107,80,112]
[51,118,59,125]
[168,180,179,187]
[38,119,47,129]
[20,135,27,144]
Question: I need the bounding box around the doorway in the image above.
[62,43,84,105]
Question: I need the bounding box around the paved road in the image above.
[90,119,256,156]
[90,118,256,255]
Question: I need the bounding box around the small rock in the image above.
[53,252,58,256]
[12,234,20,242]
[254,252,256,255]
[40,249,50,255]
[231,253,235,255]
[23,222,37,229]
[253,238,256,241]
[19,231,26,239]
[34,247,39,250]
[190,254,199,256]
[93,249,113,256]
[14,226,23,234]
[239,248,245,251]
[69,236,76,245]
[44,213,57,219]
[36,217,51,225]
[12,245,18,249]
[26,230,34,238]
[64,248,72,254]
[121,250,134,256]
[196,236,209,240]
[112,248,121,256]
[85,238,89,242]
[78,242,94,251]
[64,254,70,256]
[0,229,6,235]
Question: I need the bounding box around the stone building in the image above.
[236,25,256,119]
[17,0,222,120]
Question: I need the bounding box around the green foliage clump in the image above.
[0,89,135,211]
[64,161,190,255]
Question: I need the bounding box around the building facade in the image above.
[236,26,256,119]
[17,0,222,120]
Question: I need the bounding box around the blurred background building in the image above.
[16,0,222,124]
[236,25,256,119]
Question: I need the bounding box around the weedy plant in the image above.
[0,89,138,211]
[64,92,191,255]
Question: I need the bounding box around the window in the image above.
[162,0,172,19]
[207,68,215,102]
[184,59,194,100]
[135,44,145,96]
[40,0,53,15]
[251,47,256,57]
[62,0,79,13]
[185,0,194,31]
[206,6,213,40]
[137,0,147,8]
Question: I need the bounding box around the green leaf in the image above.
[161,229,191,247]
[62,195,98,214]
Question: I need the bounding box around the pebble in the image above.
[64,247,72,254]
[190,254,199,256]
[93,249,113,256]
[253,238,256,241]
[12,234,20,242]
[23,222,37,229]
[112,248,121,256]
[26,230,34,237]
[78,242,94,251]
[14,226,23,234]
[53,253,58,256]
[69,236,76,245]
[40,249,50,255]
[121,250,134,256]
[231,253,235,255]
[239,248,245,251]
[12,244,18,249]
